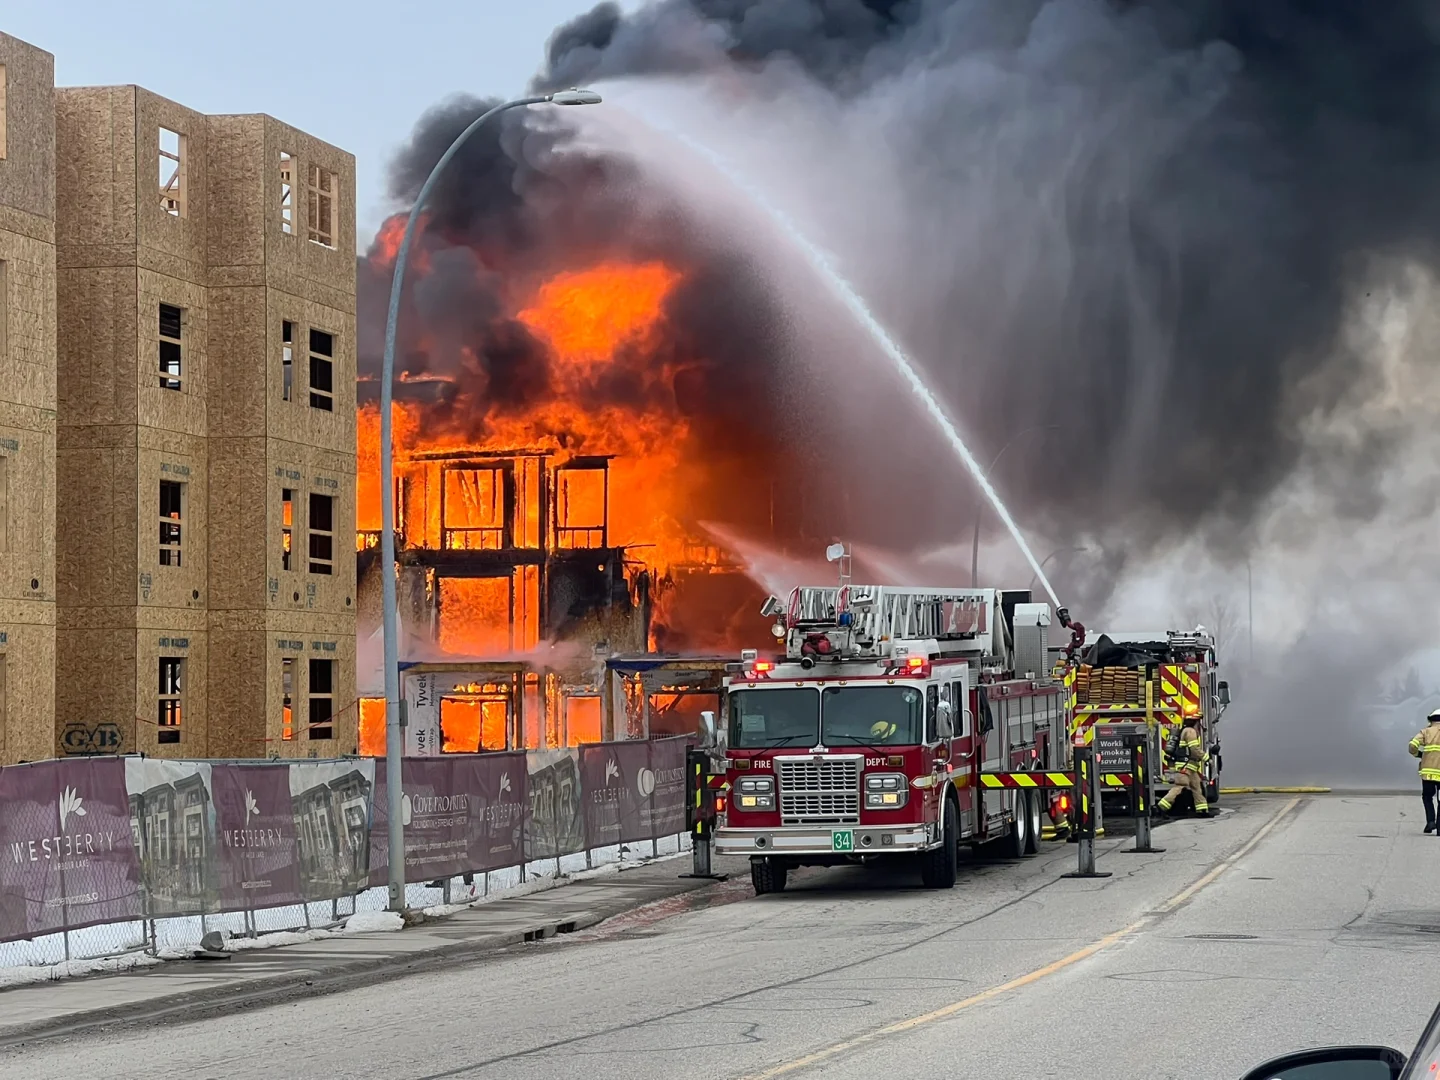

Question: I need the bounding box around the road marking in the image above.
[735,796,1303,1079]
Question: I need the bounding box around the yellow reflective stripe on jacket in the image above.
[1423,769,1440,781]
[1421,745,1440,753]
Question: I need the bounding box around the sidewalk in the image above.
[0,855,739,1047]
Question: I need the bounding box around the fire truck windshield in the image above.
[821,686,923,746]
[726,685,925,749]
[727,688,820,748]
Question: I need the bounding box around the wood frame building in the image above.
[0,29,359,766]
[53,84,357,762]
[0,32,58,763]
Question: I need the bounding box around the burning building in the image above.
[354,242,809,752]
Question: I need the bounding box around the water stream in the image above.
[649,121,1062,607]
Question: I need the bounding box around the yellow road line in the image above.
[735,796,1303,1080]
[1222,786,1330,794]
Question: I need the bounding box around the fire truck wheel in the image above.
[1003,792,1028,859]
[1023,790,1041,856]
[921,798,959,889]
[751,856,788,895]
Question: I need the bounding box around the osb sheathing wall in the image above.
[208,615,357,759]
[205,114,356,759]
[0,33,56,763]
[53,86,356,761]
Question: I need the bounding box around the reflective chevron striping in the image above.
[979,771,1133,789]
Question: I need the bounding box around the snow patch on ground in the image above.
[343,911,404,934]
[0,951,166,989]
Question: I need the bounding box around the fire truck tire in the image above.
[1003,792,1028,859]
[921,798,959,889]
[751,856,788,895]
[1023,790,1041,856]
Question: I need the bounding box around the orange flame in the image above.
[358,259,726,657]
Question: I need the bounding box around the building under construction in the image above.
[0,28,358,764]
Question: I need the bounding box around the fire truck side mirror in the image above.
[1218,681,1231,707]
[759,596,785,618]
[937,700,954,739]
[699,710,722,749]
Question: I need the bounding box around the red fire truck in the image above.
[712,585,1075,894]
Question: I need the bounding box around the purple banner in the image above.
[290,760,374,902]
[125,759,219,917]
[370,754,529,885]
[212,764,302,912]
[581,742,650,849]
[0,758,142,943]
[467,753,528,872]
[526,749,584,860]
[646,737,691,839]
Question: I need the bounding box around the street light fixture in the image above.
[1026,545,1089,593]
[376,88,602,914]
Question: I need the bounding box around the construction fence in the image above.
[0,736,693,968]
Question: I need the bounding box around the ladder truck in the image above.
[712,584,1075,894]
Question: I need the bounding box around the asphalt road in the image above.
[6,794,1439,1080]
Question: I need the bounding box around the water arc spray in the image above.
[636,115,1062,608]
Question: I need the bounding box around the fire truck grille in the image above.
[776,757,861,825]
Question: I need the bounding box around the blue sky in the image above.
[7,1,624,241]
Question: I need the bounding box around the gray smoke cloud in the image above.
[367,2,1440,776]
[525,0,1440,781]
[536,0,1440,565]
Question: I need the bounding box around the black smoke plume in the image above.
[529,0,1440,568]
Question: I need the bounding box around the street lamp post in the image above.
[1027,546,1088,593]
[377,88,602,913]
[1246,559,1254,665]
[971,425,1060,586]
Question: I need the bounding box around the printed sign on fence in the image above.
[465,753,528,872]
[212,763,302,911]
[1,740,692,945]
[581,741,650,849]
[291,760,375,902]
[526,749,584,860]
[646,737,691,839]
[0,758,142,943]
[125,758,219,918]
[370,754,528,884]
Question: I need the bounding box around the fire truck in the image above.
[711,584,1075,894]
[1063,625,1231,811]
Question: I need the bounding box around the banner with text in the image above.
[526,749,585,861]
[0,758,142,943]
[369,753,528,885]
[1,742,690,944]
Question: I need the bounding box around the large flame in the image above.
[358,257,735,657]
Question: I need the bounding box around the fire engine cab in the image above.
[713,584,1074,894]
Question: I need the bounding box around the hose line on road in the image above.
[734,795,1305,1080]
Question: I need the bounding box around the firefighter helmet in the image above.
[870,720,897,741]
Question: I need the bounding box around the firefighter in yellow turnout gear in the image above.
[1408,707,1440,833]
[1157,722,1211,818]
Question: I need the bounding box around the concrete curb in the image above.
[0,877,718,1048]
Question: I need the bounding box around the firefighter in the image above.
[1407,708,1440,833]
[1157,719,1210,818]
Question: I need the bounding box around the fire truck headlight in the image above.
[864,773,908,809]
[735,775,775,811]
